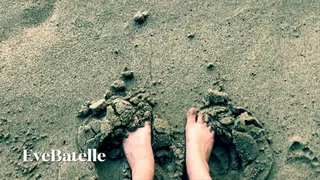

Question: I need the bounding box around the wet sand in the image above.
[0,0,319,179]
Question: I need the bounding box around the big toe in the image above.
[144,120,151,128]
[187,108,197,125]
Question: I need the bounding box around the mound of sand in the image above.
[200,88,274,179]
[76,71,274,179]
[76,71,185,179]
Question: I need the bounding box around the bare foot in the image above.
[186,108,214,180]
[123,120,154,180]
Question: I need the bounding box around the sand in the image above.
[76,78,275,179]
[0,0,319,179]
[76,75,185,180]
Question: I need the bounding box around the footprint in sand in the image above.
[21,0,55,27]
[287,136,320,173]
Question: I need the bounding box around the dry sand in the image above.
[0,0,319,179]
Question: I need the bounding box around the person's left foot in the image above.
[123,119,154,180]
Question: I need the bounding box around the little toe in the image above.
[209,127,215,136]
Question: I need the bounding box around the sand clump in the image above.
[152,118,185,180]
[187,33,195,40]
[76,71,185,179]
[76,86,156,178]
[133,10,149,25]
[76,89,154,155]
[200,88,274,180]
[121,71,134,80]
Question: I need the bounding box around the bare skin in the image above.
[186,108,214,180]
[123,108,214,180]
[123,120,154,180]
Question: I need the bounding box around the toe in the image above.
[210,128,215,136]
[203,114,209,123]
[187,108,197,125]
[197,112,204,123]
[144,120,151,127]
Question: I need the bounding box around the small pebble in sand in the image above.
[76,105,90,118]
[114,49,120,54]
[89,99,107,116]
[122,71,134,79]
[151,80,157,85]
[110,80,126,91]
[187,33,195,39]
[152,79,162,86]
[133,10,149,24]
[206,63,215,70]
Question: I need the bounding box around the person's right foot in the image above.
[185,108,214,180]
